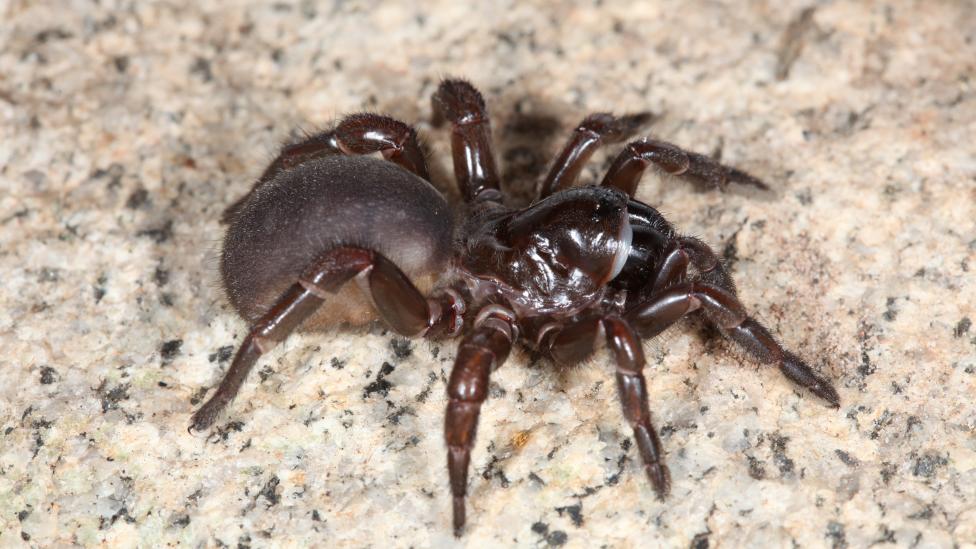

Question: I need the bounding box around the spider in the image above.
[189,78,839,536]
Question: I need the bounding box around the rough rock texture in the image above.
[1,1,974,547]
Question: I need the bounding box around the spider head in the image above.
[502,187,632,289]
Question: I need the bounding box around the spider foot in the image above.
[645,461,672,500]
[601,138,772,197]
[806,377,841,408]
[725,165,770,190]
[452,496,466,538]
[780,352,840,408]
[187,396,227,434]
[631,420,671,500]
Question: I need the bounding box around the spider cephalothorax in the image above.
[190,78,839,536]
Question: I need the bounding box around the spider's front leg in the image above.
[444,306,517,537]
[631,232,738,301]
[542,316,670,498]
[626,281,839,406]
[603,315,671,495]
[602,138,770,197]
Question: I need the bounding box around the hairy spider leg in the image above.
[603,315,671,497]
[431,79,501,201]
[538,112,652,198]
[649,245,691,294]
[601,138,770,197]
[222,114,429,224]
[539,315,671,499]
[635,235,737,304]
[334,112,430,180]
[626,282,840,406]
[189,247,459,433]
[444,306,517,537]
[674,236,738,295]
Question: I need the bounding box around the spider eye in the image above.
[591,195,618,222]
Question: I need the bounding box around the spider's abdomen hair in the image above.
[220,155,454,327]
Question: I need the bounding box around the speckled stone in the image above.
[1,1,974,547]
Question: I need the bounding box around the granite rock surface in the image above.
[1,1,974,547]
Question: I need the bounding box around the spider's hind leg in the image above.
[223,113,429,224]
[190,247,460,433]
[333,113,430,180]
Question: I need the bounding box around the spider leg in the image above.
[603,315,671,497]
[539,315,670,497]
[545,316,601,365]
[625,282,839,406]
[334,112,430,180]
[601,138,769,197]
[223,113,429,224]
[635,236,732,303]
[444,306,517,537]
[676,235,737,295]
[649,245,690,294]
[431,79,501,201]
[259,132,343,182]
[539,112,652,198]
[190,247,459,433]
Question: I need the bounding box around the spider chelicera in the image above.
[189,78,839,536]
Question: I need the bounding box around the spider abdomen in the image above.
[221,155,453,328]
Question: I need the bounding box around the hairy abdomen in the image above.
[221,155,454,329]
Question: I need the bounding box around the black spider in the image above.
[189,78,839,536]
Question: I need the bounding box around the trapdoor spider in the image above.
[190,79,839,536]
